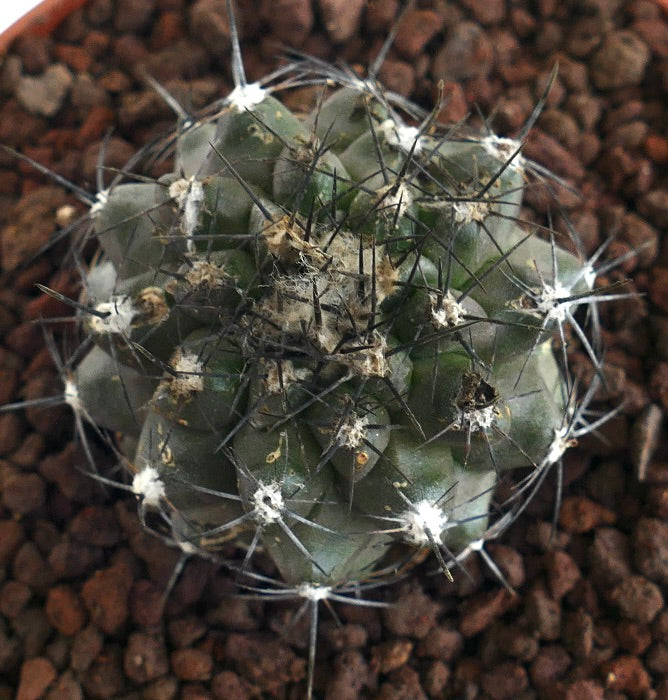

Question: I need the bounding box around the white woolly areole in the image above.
[132,466,166,506]
[481,135,525,171]
[169,177,205,249]
[228,82,267,112]
[455,405,497,432]
[535,281,571,322]
[251,481,284,524]
[431,291,465,328]
[583,263,597,290]
[90,188,109,216]
[452,199,490,224]
[170,351,205,393]
[89,296,137,334]
[400,500,450,546]
[380,119,423,154]
[336,414,369,450]
[63,377,82,412]
[545,425,574,465]
[85,261,118,300]
[297,583,332,601]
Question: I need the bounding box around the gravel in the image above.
[0,0,667,698]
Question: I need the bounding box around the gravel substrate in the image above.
[0,0,667,698]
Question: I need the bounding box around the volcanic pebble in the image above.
[170,648,213,682]
[633,517,668,584]
[525,584,561,641]
[81,563,132,635]
[124,631,169,684]
[559,496,616,533]
[211,670,251,700]
[600,655,652,696]
[459,589,515,637]
[609,575,664,624]
[590,30,650,89]
[480,661,528,700]
[16,657,57,700]
[45,585,86,636]
[70,625,104,673]
[529,644,571,688]
[325,649,369,700]
[545,549,581,599]
[383,583,442,639]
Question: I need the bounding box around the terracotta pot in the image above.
[0,0,88,54]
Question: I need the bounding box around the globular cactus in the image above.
[70,58,601,584]
[3,3,618,697]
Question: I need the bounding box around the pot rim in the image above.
[0,0,88,55]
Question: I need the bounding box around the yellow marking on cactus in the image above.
[247,123,274,144]
[265,431,286,464]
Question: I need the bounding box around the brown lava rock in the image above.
[0,0,666,698]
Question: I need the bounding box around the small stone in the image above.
[645,133,668,164]
[69,505,122,548]
[124,631,169,684]
[588,527,632,585]
[461,0,506,25]
[260,0,314,46]
[590,31,650,89]
[318,0,365,43]
[530,644,571,688]
[562,609,594,657]
[129,579,166,628]
[646,641,668,674]
[601,655,652,697]
[485,544,526,590]
[610,575,664,624]
[223,634,305,694]
[524,129,585,181]
[633,517,668,584]
[171,648,214,682]
[0,581,31,618]
[559,496,616,533]
[325,649,368,700]
[564,679,605,700]
[114,0,155,32]
[45,670,83,700]
[371,639,413,674]
[45,586,86,636]
[211,670,251,700]
[384,583,442,639]
[16,657,57,700]
[393,10,444,58]
[459,589,515,637]
[377,665,428,700]
[81,563,133,635]
[13,541,56,594]
[16,64,74,118]
[70,625,104,673]
[432,22,494,80]
[545,550,581,599]
[525,584,561,640]
[423,660,450,697]
[616,620,652,655]
[480,661,528,700]
[417,626,464,661]
[82,645,125,698]
[1,471,46,516]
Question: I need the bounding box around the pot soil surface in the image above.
[0,1,667,698]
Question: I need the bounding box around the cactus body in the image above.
[66,67,598,593]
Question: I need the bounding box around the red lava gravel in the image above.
[0,0,667,698]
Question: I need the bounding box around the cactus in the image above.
[2,3,624,697]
